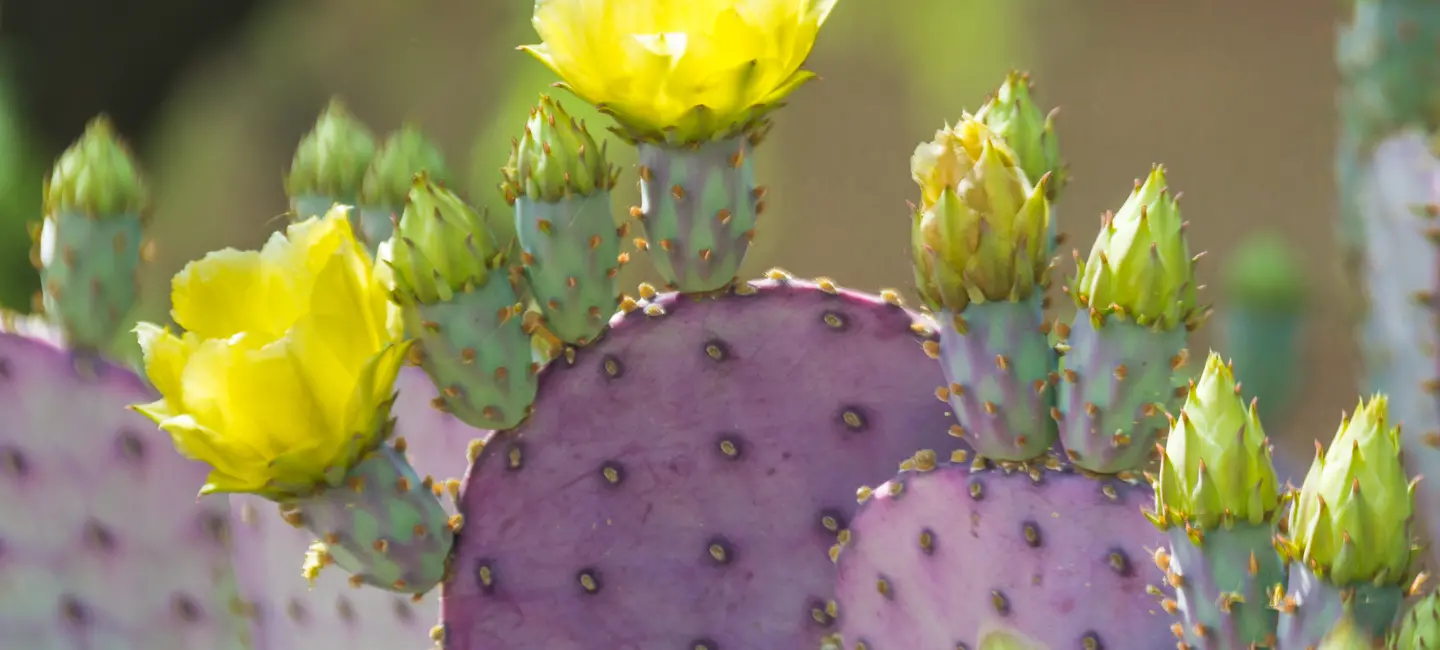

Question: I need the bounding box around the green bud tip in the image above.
[1392,589,1440,650]
[908,116,1052,312]
[43,115,148,217]
[501,94,620,204]
[389,173,506,305]
[974,71,1066,201]
[285,97,378,200]
[1285,394,1417,587]
[1222,232,1307,311]
[1152,351,1280,531]
[1072,165,1202,330]
[358,123,450,208]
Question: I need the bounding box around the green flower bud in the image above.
[1391,590,1440,650]
[1286,395,1418,587]
[1223,232,1307,312]
[389,174,506,304]
[909,117,1051,312]
[358,123,450,208]
[43,115,147,217]
[1320,615,1371,650]
[285,98,377,200]
[1152,352,1280,530]
[501,94,619,203]
[974,71,1066,201]
[1072,165,1200,329]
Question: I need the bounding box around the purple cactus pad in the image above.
[832,460,1175,650]
[0,326,249,650]
[440,277,958,650]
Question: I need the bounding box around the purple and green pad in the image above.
[0,324,249,650]
[936,298,1056,461]
[228,367,479,650]
[514,192,623,345]
[635,136,760,293]
[831,461,1174,649]
[1275,562,1404,648]
[402,274,538,430]
[439,276,957,650]
[1057,315,1187,473]
[285,443,453,594]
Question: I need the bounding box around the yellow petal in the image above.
[344,340,413,437]
[134,322,198,406]
[156,414,269,493]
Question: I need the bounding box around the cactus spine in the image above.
[501,95,624,346]
[31,116,148,353]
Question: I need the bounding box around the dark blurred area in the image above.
[2,0,263,151]
[0,0,1348,464]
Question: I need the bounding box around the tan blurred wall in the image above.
[140,0,1350,460]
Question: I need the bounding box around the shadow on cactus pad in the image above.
[438,275,959,650]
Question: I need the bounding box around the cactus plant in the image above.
[1151,352,1286,648]
[285,98,377,223]
[13,1,1440,649]
[356,123,451,254]
[1220,232,1307,429]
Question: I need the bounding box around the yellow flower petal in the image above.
[134,322,199,407]
[522,0,839,142]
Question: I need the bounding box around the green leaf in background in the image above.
[0,45,47,314]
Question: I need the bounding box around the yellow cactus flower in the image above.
[131,208,412,499]
[519,0,839,144]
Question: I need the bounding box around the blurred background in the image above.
[0,0,1342,464]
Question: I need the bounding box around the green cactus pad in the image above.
[356,123,451,250]
[634,136,760,293]
[1164,524,1287,648]
[1056,315,1188,474]
[1277,561,1406,649]
[910,118,1052,313]
[400,276,538,430]
[285,98,377,218]
[1071,165,1201,330]
[1392,590,1440,650]
[974,71,1066,202]
[1153,352,1282,529]
[389,174,506,305]
[935,297,1056,461]
[1283,395,1418,587]
[514,193,622,346]
[42,116,147,217]
[32,117,148,351]
[291,444,453,594]
[1223,232,1307,312]
[501,94,619,203]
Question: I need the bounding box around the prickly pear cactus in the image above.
[356,123,450,254]
[31,116,148,353]
[286,98,377,222]
[1151,352,1286,648]
[439,276,956,649]
[1276,396,1419,647]
[0,317,247,650]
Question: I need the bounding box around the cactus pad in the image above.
[831,461,1173,650]
[0,325,247,650]
[440,277,956,649]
